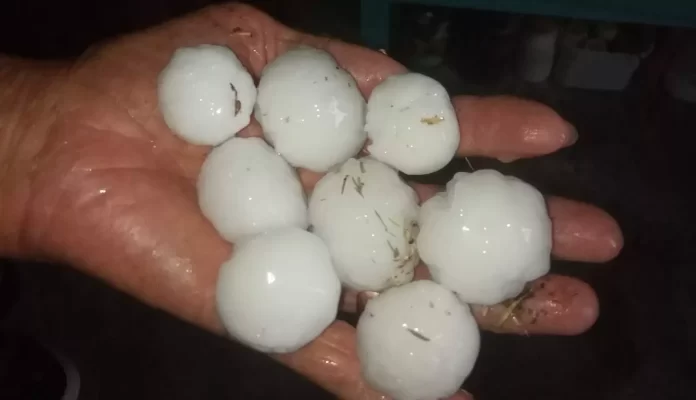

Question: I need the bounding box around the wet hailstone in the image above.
[357,280,480,400]
[418,169,552,305]
[158,44,256,146]
[308,157,420,291]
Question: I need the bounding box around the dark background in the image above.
[1,0,695,399]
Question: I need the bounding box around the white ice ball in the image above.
[365,72,460,175]
[197,137,308,242]
[158,44,256,146]
[308,157,420,291]
[418,169,552,306]
[255,46,366,172]
[357,280,480,400]
[216,228,341,353]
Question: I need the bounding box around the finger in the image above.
[284,40,578,164]
[277,320,474,400]
[410,183,623,263]
[301,37,579,165]
[299,34,579,165]
[471,274,598,336]
[548,196,623,262]
[454,95,578,162]
[348,273,597,336]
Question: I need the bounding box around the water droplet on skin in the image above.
[319,356,338,368]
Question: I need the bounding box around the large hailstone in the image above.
[357,280,480,400]
[365,72,460,175]
[308,157,420,292]
[254,46,366,172]
[418,169,552,306]
[216,228,341,353]
[198,137,308,242]
[158,44,256,146]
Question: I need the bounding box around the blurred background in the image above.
[1,0,694,399]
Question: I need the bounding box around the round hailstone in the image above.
[254,46,366,172]
[357,280,480,400]
[158,44,256,146]
[198,137,308,242]
[418,169,552,306]
[216,228,341,353]
[365,72,460,175]
[308,157,420,292]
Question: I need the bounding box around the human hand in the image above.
[1,3,623,399]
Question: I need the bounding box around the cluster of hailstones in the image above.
[158,44,552,400]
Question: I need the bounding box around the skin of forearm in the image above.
[0,56,67,257]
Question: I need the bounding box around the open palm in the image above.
[14,4,623,399]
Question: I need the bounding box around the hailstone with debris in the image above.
[158,44,256,146]
[255,46,366,172]
[418,169,552,305]
[308,157,420,292]
[357,280,480,400]
[365,72,460,175]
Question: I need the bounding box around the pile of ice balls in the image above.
[158,44,552,400]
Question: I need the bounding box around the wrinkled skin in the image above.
[0,4,623,400]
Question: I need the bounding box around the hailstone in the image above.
[357,280,480,400]
[216,228,341,353]
[365,72,460,175]
[197,137,308,242]
[418,169,552,306]
[158,44,256,146]
[308,157,420,292]
[254,46,366,172]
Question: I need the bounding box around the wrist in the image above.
[0,56,68,258]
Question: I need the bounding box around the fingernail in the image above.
[563,122,578,147]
